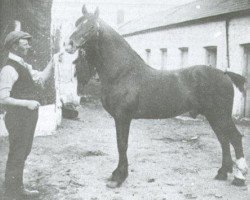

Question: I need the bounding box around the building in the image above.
[119,0,250,117]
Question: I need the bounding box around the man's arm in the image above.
[0,66,40,110]
[0,97,40,110]
[28,59,53,87]
[39,59,54,83]
[30,53,62,85]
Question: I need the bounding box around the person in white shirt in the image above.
[0,30,55,199]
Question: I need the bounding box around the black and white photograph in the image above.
[0,0,250,199]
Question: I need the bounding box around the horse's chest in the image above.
[101,92,112,113]
[101,85,139,117]
[100,88,123,114]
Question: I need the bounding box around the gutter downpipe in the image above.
[225,18,230,69]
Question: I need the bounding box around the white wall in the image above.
[125,20,227,70]
[228,16,250,116]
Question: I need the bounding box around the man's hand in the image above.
[38,52,64,83]
[53,52,64,64]
[25,100,40,110]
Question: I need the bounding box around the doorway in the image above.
[243,45,250,117]
[179,47,189,68]
[204,46,217,68]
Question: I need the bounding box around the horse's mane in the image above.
[98,20,153,70]
[74,18,155,89]
[74,50,96,94]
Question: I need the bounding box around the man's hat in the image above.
[4,31,32,50]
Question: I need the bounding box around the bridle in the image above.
[77,19,101,70]
[76,19,101,49]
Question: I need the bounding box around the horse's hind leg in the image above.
[206,114,248,186]
[106,117,131,188]
[206,115,233,180]
[227,121,248,186]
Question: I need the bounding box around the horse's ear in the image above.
[94,7,99,19]
[82,5,88,15]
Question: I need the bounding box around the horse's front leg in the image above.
[107,117,131,188]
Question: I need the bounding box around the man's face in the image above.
[15,39,31,56]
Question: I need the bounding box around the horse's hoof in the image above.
[214,172,227,180]
[232,177,246,187]
[106,181,120,188]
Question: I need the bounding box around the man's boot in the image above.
[20,188,40,199]
[4,187,39,200]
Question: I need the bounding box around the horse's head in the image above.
[65,5,100,54]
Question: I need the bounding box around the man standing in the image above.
[0,31,55,199]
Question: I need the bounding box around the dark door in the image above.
[244,46,250,117]
[205,46,217,68]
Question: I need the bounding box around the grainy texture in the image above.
[0,102,249,199]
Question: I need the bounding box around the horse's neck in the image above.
[87,23,146,85]
[85,44,108,84]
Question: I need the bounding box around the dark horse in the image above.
[65,6,248,188]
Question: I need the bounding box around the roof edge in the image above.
[121,8,250,37]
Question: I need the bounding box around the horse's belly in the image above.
[134,108,189,119]
[134,96,190,119]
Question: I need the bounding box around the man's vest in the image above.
[6,59,41,103]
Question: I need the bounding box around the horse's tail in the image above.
[224,71,246,93]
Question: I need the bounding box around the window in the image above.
[179,47,189,68]
[204,46,217,68]
[117,9,125,25]
[160,48,167,70]
[242,44,250,117]
[145,49,151,65]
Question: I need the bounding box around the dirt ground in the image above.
[0,102,249,200]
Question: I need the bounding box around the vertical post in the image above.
[117,9,125,25]
[51,26,62,126]
[15,20,21,31]
[145,49,151,65]
[225,19,230,69]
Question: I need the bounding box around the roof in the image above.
[118,0,250,36]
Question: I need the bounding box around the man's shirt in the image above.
[0,53,44,100]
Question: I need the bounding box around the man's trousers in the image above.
[4,107,38,193]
